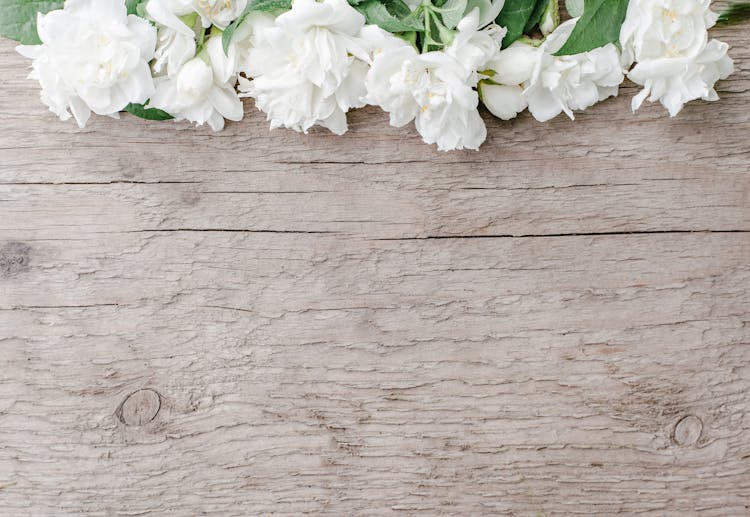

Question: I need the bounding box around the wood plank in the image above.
[1,232,748,515]
[0,13,749,517]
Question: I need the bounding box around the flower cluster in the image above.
[620,0,734,116]
[13,0,735,151]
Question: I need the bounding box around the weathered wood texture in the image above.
[0,16,749,516]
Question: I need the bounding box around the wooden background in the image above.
[0,15,748,516]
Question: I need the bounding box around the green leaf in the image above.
[245,0,293,11]
[553,0,628,56]
[718,2,750,25]
[523,0,548,32]
[124,102,174,121]
[436,0,467,29]
[379,0,413,18]
[355,0,423,33]
[223,0,293,55]
[222,14,246,54]
[125,0,144,15]
[0,0,63,44]
[495,0,536,48]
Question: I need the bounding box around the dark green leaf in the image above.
[124,102,174,121]
[355,0,423,33]
[495,0,536,48]
[523,0,547,32]
[553,0,628,56]
[718,2,750,25]
[0,0,63,44]
[380,0,413,18]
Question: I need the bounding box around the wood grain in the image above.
[0,15,749,516]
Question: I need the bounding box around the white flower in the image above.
[445,8,505,75]
[526,21,623,122]
[479,83,527,120]
[414,52,487,151]
[238,0,370,135]
[482,20,624,122]
[16,0,156,128]
[628,39,733,116]
[465,0,506,27]
[486,41,537,86]
[478,41,535,119]
[216,14,255,81]
[193,0,248,29]
[619,0,734,116]
[149,35,244,130]
[364,9,500,151]
[619,0,717,67]
[146,0,197,77]
[366,45,485,151]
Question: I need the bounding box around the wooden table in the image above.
[0,19,748,516]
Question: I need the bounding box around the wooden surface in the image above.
[0,17,749,516]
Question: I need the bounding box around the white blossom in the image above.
[364,9,501,151]
[628,39,733,116]
[192,0,248,29]
[481,19,624,122]
[479,82,527,120]
[445,8,505,75]
[146,0,198,77]
[620,0,734,116]
[465,0,506,27]
[619,0,717,67]
[478,41,535,119]
[238,0,371,135]
[16,0,157,128]
[149,35,244,130]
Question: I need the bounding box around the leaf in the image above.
[355,0,423,33]
[553,0,628,56]
[379,0,413,18]
[718,2,750,25]
[495,0,536,48]
[125,0,144,15]
[0,0,63,44]
[565,0,584,17]
[223,0,293,54]
[222,13,248,54]
[244,0,293,11]
[124,102,174,121]
[437,0,467,29]
[523,0,548,32]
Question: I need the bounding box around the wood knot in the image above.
[118,389,161,426]
[673,415,702,446]
[0,242,31,277]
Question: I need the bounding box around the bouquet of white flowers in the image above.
[0,0,741,150]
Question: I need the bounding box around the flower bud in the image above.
[177,57,214,100]
[539,0,560,36]
[485,43,537,86]
[479,82,528,120]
